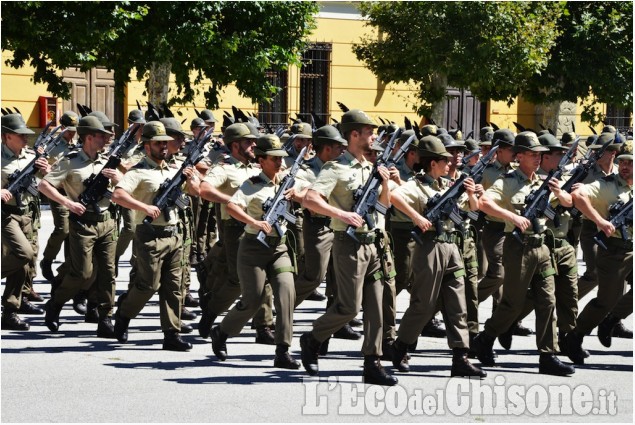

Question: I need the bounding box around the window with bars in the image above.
[258,70,288,128]
[605,104,632,134]
[300,43,332,126]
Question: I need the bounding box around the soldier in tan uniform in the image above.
[472,131,575,376]
[39,116,119,337]
[112,121,198,351]
[566,141,633,364]
[299,109,397,386]
[197,123,274,344]
[1,114,51,330]
[40,111,78,285]
[210,134,299,369]
[389,136,485,378]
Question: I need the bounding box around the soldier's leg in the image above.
[1,214,35,312]
[115,206,135,261]
[41,199,69,271]
[294,219,332,307]
[462,236,480,336]
[391,227,415,295]
[577,220,599,300]
[553,243,579,334]
[477,222,506,303]
[158,234,184,333]
[267,245,296,346]
[528,249,558,353]
[439,243,470,349]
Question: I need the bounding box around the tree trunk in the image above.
[147,62,171,105]
[429,72,447,126]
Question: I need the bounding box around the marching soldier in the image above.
[40,111,78,284]
[39,116,119,337]
[210,134,299,369]
[112,121,198,351]
[1,113,51,330]
[299,109,398,386]
[197,122,275,345]
[472,131,575,376]
[566,140,633,364]
[389,136,485,378]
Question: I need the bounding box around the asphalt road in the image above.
[1,207,632,422]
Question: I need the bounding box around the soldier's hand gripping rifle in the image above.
[556,137,611,218]
[593,198,633,250]
[257,146,308,248]
[411,145,500,245]
[78,123,141,212]
[345,128,399,242]
[510,140,579,243]
[143,128,213,224]
[5,125,66,207]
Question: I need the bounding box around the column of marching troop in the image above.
[2,107,632,387]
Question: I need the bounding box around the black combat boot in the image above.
[512,321,533,336]
[18,297,44,315]
[85,302,99,323]
[565,331,587,365]
[44,300,64,332]
[72,290,88,315]
[181,307,197,321]
[26,288,44,302]
[1,311,29,331]
[381,338,395,361]
[113,310,130,343]
[300,332,321,376]
[451,348,487,378]
[613,320,633,339]
[421,317,446,338]
[163,330,192,351]
[349,317,363,327]
[96,313,116,339]
[255,326,275,345]
[332,323,362,340]
[472,332,496,366]
[40,258,55,283]
[318,336,330,356]
[498,325,514,350]
[391,339,410,372]
[363,356,398,386]
[274,344,301,369]
[210,325,229,360]
[539,353,575,376]
[180,322,193,334]
[184,289,199,308]
[197,310,217,339]
[306,289,327,302]
[598,313,621,347]
[468,332,478,359]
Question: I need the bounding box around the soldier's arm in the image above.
[303,189,363,228]
[571,186,614,236]
[479,193,530,232]
[226,201,271,234]
[111,187,160,219]
[391,191,431,232]
[37,180,85,215]
[199,180,231,204]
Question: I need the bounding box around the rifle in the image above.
[510,141,579,243]
[461,149,481,167]
[386,132,416,168]
[593,198,633,250]
[345,128,402,242]
[78,123,142,212]
[256,146,308,248]
[556,137,611,218]
[33,121,54,150]
[5,126,66,207]
[412,145,500,245]
[142,128,213,224]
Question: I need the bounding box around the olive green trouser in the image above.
[310,232,384,357]
[179,208,194,301]
[1,212,36,311]
[115,206,135,259]
[118,225,183,333]
[483,237,557,354]
[287,208,305,279]
[195,200,216,260]
[574,238,633,335]
[377,230,397,341]
[577,219,599,300]
[205,222,273,327]
[397,235,469,348]
[461,235,480,335]
[477,221,505,305]
[220,235,295,346]
[390,226,415,295]
[611,285,633,320]
[512,238,579,333]
[294,217,333,307]
[42,199,69,261]
[52,217,116,317]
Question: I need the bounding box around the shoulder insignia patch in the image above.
[249,175,264,184]
[602,174,616,182]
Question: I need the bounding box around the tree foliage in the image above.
[353,1,632,122]
[1,1,319,108]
